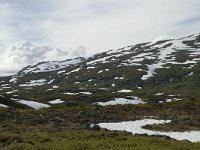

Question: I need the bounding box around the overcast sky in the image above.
[0,0,200,75]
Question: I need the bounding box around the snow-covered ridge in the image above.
[18,57,85,75]
[86,34,200,69]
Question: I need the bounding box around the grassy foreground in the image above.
[1,98,200,150]
[1,126,200,150]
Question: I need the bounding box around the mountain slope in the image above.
[0,33,200,107]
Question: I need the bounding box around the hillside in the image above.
[0,33,200,149]
[0,33,200,105]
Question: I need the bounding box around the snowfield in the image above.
[95,119,200,142]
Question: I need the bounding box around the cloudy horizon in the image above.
[0,0,200,75]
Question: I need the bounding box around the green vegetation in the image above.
[1,97,200,149]
[1,127,200,150]
[0,34,200,149]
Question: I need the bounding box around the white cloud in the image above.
[0,0,200,75]
[0,41,86,75]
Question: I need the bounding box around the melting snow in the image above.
[63,92,79,95]
[6,90,18,94]
[9,78,17,83]
[0,104,9,108]
[141,35,200,80]
[87,66,96,69]
[48,79,55,84]
[98,70,103,73]
[159,98,183,103]
[151,36,174,45]
[96,119,200,142]
[111,83,116,87]
[155,93,164,96]
[17,100,50,109]
[63,92,92,95]
[57,70,66,74]
[118,89,132,93]
[115,77,124,80]
[141,62,163,80]
[19,79,46,87]
[188,72,194,76]
[65,68,81,75]
[95,97,145,106]
[49,99,64,104]
[21,58,82,74]
[79,92,92,95]
[53,85,59,89]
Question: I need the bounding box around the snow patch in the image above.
[79,92,92,95]
[118,89,132,93]
[49,99,64,104]
[95,97,145,106]
[155,93,164,96]
[19,79,47,87]
[17,100,50,110]
[95,119,200,142]
[0,104,9,108]
[151,36,173,44]
[65,68,81,75]
[52,85,59,89]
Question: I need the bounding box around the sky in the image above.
[0,0,200,75]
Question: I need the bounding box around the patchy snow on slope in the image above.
[140,34,200,80]
[115,77,124,80]
[1,84,9,87]
[155,93,164,96]
[87,66,95,69]
[63,92,92,95]
[2,87,12,89]
[188,72,194,76]
[49,99,64,104]
[48,79,55,84]
[57,70,66,74]
[118,89,132,93]
[111,83,116,87]
[6,90,18,94]
[9,77,17,83]
[46,89,53,91]
[0,104,9,108]
[79,92,92,95]
[52,85,59,89]
[19,79,47,87]
[95,97,145,106]
[98,70,103,73]
[151,36,173,44]
[87,56,112,65]
[141,62,163,80]
[17,100,50,110]
[95,119,200,142]
[63,92,79,95]
[21,58,83,74]
[65,68,81,75]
